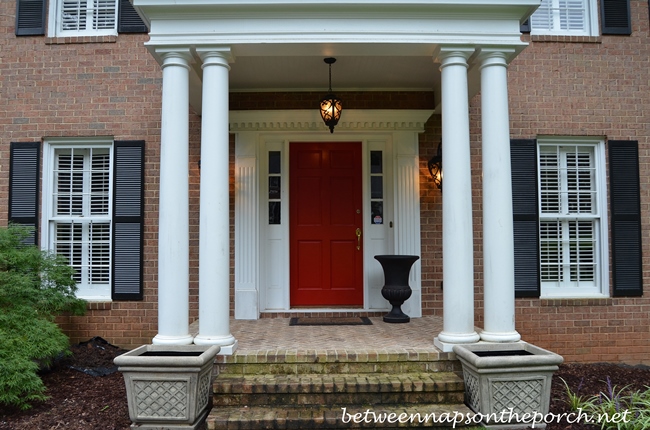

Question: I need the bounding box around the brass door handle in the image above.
[356,228,362,250]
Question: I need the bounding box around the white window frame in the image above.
[530,0,599,36]
[537,137,608,298]
[48,0,119,37]
[42,137,114,301]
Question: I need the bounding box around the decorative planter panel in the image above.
[114,344,220,430]
[453,342,563,429]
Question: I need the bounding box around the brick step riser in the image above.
[207,404,475,429]
[214,377,463,396]
[210,420,465,430]
[216,361,461,375]
[213,390,465,407]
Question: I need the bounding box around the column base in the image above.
[194,334,238,355]
[152,333,194,345]
[434,331,480,352]
[479,329,521,343]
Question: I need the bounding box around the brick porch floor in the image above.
[191,315,446,353]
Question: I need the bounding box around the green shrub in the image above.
[0,225,86,410]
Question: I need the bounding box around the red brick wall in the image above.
[504,0,650,364]
[0,2,169,348]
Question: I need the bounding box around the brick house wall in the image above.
[2,1,649,362]
[501,0,650,364]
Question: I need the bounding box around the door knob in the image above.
[356,228,362,250]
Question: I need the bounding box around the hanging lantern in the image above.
[319,57,342,133]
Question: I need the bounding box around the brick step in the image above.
[215,350,461,376]
[213,372,464,407]
[207,403,475,429]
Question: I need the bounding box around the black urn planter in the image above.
[374,255,419,323]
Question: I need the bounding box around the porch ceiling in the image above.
[228,55,440,93]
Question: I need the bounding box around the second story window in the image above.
[530,0,598,36]
[52,0,119,37]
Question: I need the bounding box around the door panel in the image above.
[290,142,363,306]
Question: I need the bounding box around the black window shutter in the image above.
[112,141,145,300]
[15,0,46,36]
[118,0,148,33]
[601,0,632,35]
[511,139,540,297]
[9,142,40,245]
[520,19,531,33]
[609,140,642,297]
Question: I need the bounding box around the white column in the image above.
[434,48,480,352]
[193,48,237,354]
[153,49,193,345]
[479,49,521,343]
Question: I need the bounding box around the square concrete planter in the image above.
[114,344,220,430]
[453,342,563,429]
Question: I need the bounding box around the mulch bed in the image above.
[0,337,131,430]
[1,338,649,429]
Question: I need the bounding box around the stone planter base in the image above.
[114,344,220,430]
[453,342,563,429]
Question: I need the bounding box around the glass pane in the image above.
[55,222,83,283]
[566,151,594,214]
[371,201,383,225]
[268,176,281,200]
[540,220,562,282]
[55,152,84,216]
[569,220,595,282]
[371,176,383,199]
[370,151,383,174]
[269,202,281,225]
[90,150,110,215]
[89,222,111,283]
[539,151,560,214]
[269,151,281,174]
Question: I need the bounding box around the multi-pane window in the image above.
[47,145,113,299]
[530,0,598,36]
[538,143,605,296]
[52,0,118,36]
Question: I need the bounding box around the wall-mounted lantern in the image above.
[428,142,443,191]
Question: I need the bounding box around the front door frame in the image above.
[232,109,430,319]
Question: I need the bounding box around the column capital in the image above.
[433,46,476,66]
[476,47,516,69]
[196,46,234,67]
[155,47,193,69]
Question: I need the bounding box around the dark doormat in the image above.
[289,317,373,326]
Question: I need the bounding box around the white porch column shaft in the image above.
[435,49,480,351]
[479,50,521,342]
[194,48,237,353]
[153,49,193,345]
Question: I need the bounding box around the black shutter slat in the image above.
[609,140,642,297]
[118,0,148,33]
[15,0,46,36]
[520,19,531,33]
[601,0,632,35]
[112,140,145,300]
[511,139,540,297]
[9,142,40,245]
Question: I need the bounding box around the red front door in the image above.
[290,142,363,306]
